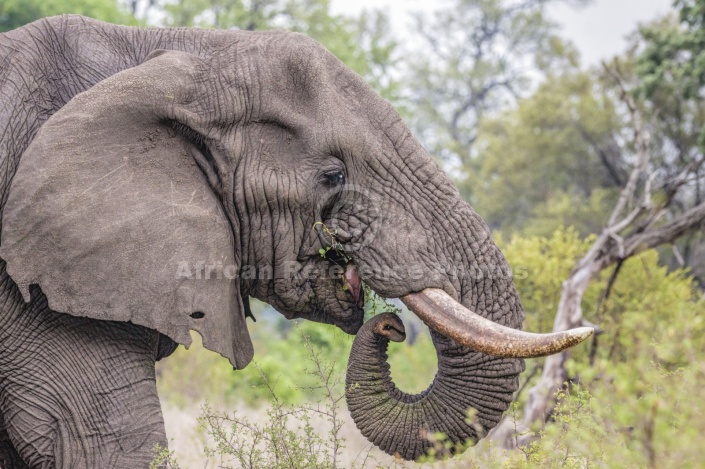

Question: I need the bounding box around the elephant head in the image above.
[0,17,590,460]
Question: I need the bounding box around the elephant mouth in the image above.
[339,263,591,357]
[344,264,364,308]
[342,260,590,357]
[278,260,364,334]
[332,263,364,334]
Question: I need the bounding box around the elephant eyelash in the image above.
[163,119,206,145]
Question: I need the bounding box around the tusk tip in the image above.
[569,327,595,342]
[567,326,594,344]
[403,289,596,358]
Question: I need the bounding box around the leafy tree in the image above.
[455,0,705,443]
[155,0,279,30]
[451,2,705,278]
[637,0,705,100]
[635,3,705,280]
[405,0,587,168]
[512,49,705,442]
[0,0,133,32]
[467,72,625,236]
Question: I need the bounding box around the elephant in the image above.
[0,15,592,467]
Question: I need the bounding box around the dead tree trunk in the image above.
[491,61,705,447]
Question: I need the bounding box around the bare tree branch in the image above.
[492,60,705,449]
[575,124,625,187]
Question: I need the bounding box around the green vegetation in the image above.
[405,0,586,166]
[154,327,352,469]
[158,316,349,406]
[468,73,623,237]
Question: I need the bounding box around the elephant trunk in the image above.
[345,291,593,460]
[346,313,522,461]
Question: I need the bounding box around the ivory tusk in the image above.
[400,288,593,358]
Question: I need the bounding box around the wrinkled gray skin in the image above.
[347,313,519,460]
[0,15,524,467]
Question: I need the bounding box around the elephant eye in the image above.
[323,170,346,187]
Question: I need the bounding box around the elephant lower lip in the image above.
[345,264,363,305]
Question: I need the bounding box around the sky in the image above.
[329,0,675,66]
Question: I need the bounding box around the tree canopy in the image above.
[405,0,587,167]
[467,71,624,236]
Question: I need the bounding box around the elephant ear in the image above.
[0,50,253,369]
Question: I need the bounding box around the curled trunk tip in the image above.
[346,313,520,461]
